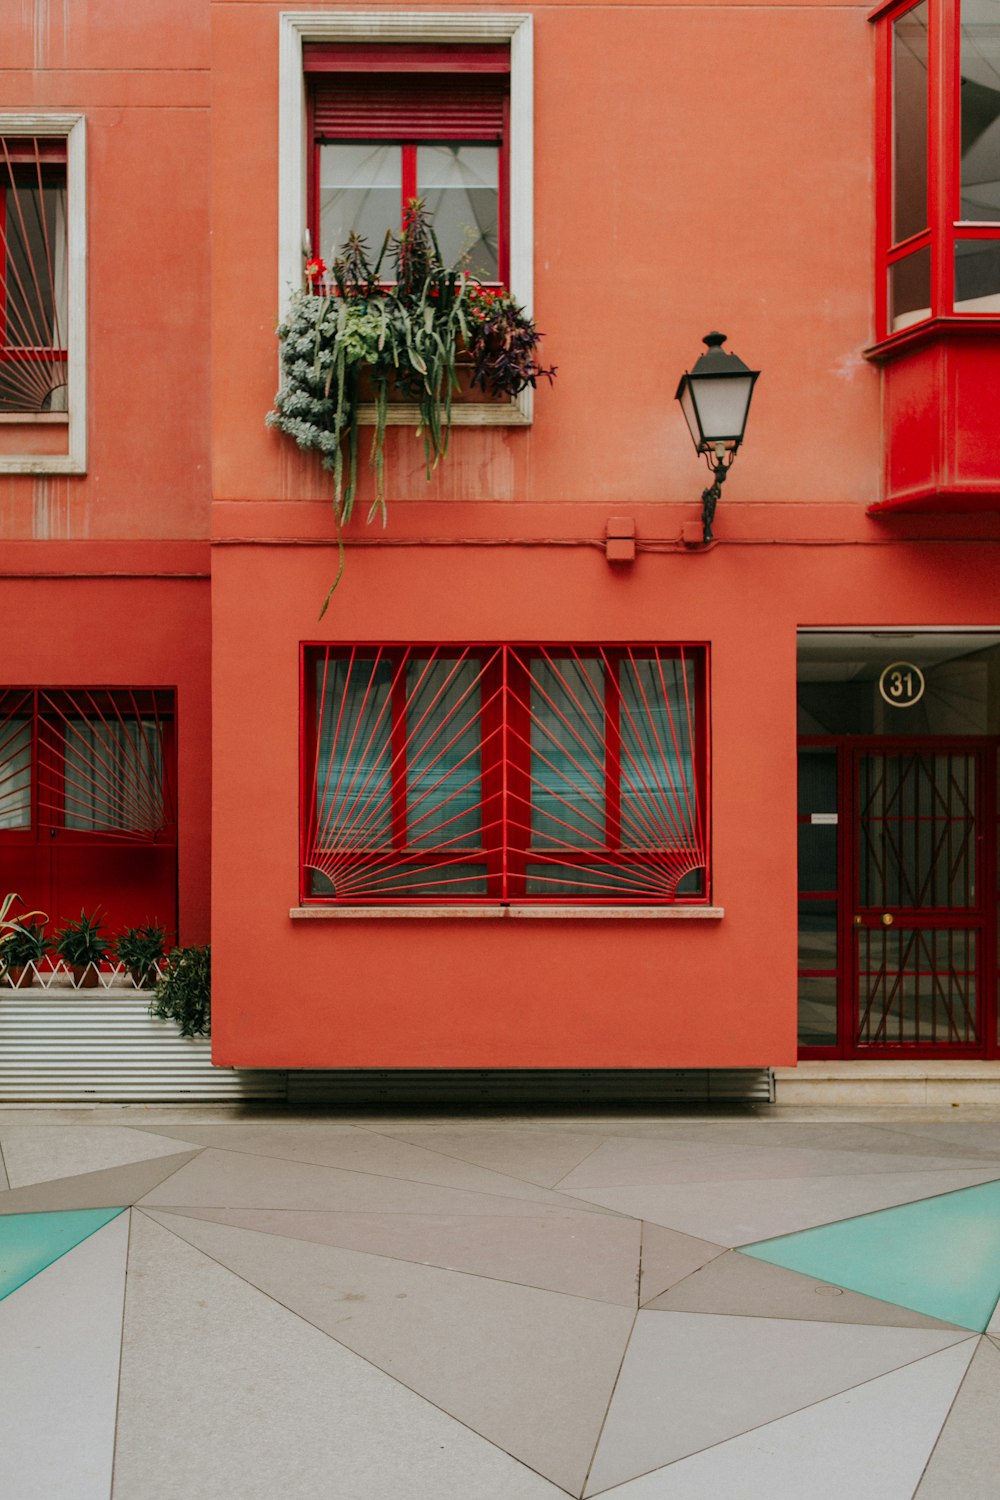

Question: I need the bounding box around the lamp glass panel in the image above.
[960,0,1000,221]
[689,374,754,444]
[678,382,703,448]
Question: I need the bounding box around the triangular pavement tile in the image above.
[117,1213,565,1500]
[562,1166,1000,1246]
[0,1204,125,1301]
[0,1124,202,1187]
[0,1212,129,1500]
[370,1126,606,1188]
[639,1223,728,1305]
[590,1338,976,1500]
[149,1203,641,1305]
[138,1146,621,1219]
[0,1150,199,1215]
[649,1248,963,1329]
[144,1207,634,1495]
[916,1337,1000,1497]
[583,1308,971,1495]
[741,1178,1000,1332]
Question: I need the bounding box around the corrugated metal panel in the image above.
[287,1069,774,1106]
[0,991,286,1102]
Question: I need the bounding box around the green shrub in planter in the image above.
[55,910,108,986]
[2,920,51,987]
[116,923,167,989]
[149,946,211,1037]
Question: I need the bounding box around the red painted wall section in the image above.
[1,579,211,946]
[0,0,211,543]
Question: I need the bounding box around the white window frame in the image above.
[278,11,534,425]
[0,113,86,474]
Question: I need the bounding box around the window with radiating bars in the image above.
[302,645,709,905]
[0,688,175,841]
[0,137,68,413]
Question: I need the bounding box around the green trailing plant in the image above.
[267,200,555,614]
[55,910,108,970]
[149,945,211,1037]
[116,922,167,989]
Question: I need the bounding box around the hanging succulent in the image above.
[267,201,555,615]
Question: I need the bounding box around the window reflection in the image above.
[894,1,929,242]
[961,0,1000,220]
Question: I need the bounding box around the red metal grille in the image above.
[0,688,174,842]
[303,645,708,904]
[0,138,68,414]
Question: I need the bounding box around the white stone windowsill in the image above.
[290,905,724,920]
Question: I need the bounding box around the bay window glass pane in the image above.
[890,245,932,329]
[619,657,697,852]
[955,236,1000,310]
[893,1,929,242]
[405,659,482,849]
[530,658,605,849]
[315,658,393,847]
[961,0,1000,220]
[417,144,499,280]
[0,717,31,828]
[319,144,402,270]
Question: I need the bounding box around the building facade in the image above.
[3,0,999,1073]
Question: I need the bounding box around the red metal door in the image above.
[847,741,994,1056]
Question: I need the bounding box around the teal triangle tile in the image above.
[740,1177,1000,1332]
[0,1207,126,1302]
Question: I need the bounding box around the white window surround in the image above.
[0,113,86,475]
[278,11,534,426]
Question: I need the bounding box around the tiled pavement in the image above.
[5,1108,1000,1497]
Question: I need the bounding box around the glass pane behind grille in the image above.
[856,927,978,1046]
[858,753,976,908]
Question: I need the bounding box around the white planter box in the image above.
[0,988,285,1103]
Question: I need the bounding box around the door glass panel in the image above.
[799,824,838,892]
[799,976,839,1047]
[856,926,978,1046]
[798,749,837,815]
[0,717,31,828]
[858,753,977,908]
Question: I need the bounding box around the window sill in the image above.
[356,392,532,428]
[0,412,69,425]
[290,904,724,920]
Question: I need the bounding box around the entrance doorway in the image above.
[798,633,1000,1059]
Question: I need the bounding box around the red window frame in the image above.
[0,138,68,412]
[873,0,1000,344]
[300,643,711,906]
[305,43,510,286]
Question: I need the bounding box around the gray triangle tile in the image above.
[639,1223,727,1305]
[144,1207,635,1494]
[592,1339,976,1500]
[117,1213,565,1500]
[562,1167,1000,1246]
[0,1150,200,1214]
[0,1212,129,1499]
[137,1146,622,1219]
[646,1248,964,1329]
[121,1120,612,1205]
[151,1203,641,1305]
[0,1124,202,1187]
[365,1126,607,1188]
[916,1337,1000,1498]
[583,1309,973,1495]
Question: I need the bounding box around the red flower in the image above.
[304,257,327,282]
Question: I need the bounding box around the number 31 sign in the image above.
[878,661,926,708]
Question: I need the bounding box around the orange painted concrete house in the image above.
[3,0,1000,1073]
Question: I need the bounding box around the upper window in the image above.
[306,44,508,284]
[301,644,710,906]
[876,0,1000,337]
[0,115,85,472]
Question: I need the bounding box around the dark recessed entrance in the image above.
[798,632,1000,1059]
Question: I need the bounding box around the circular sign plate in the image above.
[878,661,926,708]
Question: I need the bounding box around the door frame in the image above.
[799,734,999,1060]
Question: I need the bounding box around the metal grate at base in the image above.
[286,1068,774,1107]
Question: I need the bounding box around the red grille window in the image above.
[0,137,68,413]
[305,43,509,285]
[302,645,710,905]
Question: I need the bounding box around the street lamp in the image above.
[675,332,759,543]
